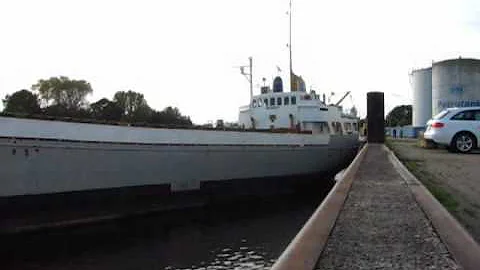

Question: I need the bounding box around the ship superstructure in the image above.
[239,78,357,135]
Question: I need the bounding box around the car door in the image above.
[449,109,477,137]
[473,110,480,140]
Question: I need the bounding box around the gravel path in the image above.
[315,144,458,269]
[389,140,480,243]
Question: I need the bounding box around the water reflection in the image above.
[166,243,273,270]
[2,181,333,270]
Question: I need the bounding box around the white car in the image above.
[424,107,480,153]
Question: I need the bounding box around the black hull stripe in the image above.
[0,136,329,147]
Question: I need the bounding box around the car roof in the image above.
[444,106,480,112]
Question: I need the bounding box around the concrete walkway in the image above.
[315,144,459,269]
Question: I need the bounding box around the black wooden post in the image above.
[367,92,385,143]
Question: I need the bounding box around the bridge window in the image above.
[332,122,343,134]
[270,98,275,106]
[320,122,330,134]
[344,122,352,133]
[257,99,262,107]
[264,98,268,106]
[291,96,296,105]
[284,97,289,105]
[336,122,343,134]
[353,122,358,131]
[277,97,282,106]
[252,99,257,107]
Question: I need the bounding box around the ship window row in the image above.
[331,122,358,135]
[319,122,330,133]
[344,122,360,134]
[332,122,343,135]
[252,96,297,107]
[344,122,352,133]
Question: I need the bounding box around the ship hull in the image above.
[0,134,358,222]
[0,135,357,197]
[0,169,345,221]
[0,116,359,230]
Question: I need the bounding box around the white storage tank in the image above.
[411,67,432,127]
[432,58,480,116]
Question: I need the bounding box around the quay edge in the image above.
[271,143,368,270]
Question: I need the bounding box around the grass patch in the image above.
[421,178,459,212]
[386,141,460,213]
[384,138,393,150]
[464,208,477,218]
[472,203,480,209]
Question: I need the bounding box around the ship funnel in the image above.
[273,76,284,92]
[290,74,306,92]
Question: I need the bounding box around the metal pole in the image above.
[249,56,253,102]
[289,0,293,91]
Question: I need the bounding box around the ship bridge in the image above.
[238,89,358,136]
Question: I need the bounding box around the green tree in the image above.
[113,90,151,121]
[2,89,40,114]
[32,76,93,111]
[90,98,123,121]
[386,105,412,127]
[149,106,192,126]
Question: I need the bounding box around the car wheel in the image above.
[451,132,476,153]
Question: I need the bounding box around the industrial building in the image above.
[386,58,480,139]
[411,58,480,128]
[411,67,432,127]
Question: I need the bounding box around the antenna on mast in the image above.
[239,57,253,106]
[288,0,293,91]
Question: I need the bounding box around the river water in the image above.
[2,181,333,270]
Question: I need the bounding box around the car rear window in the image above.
[451,110,480,121]
[433,110,449,120]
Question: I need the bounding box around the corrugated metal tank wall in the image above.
[432,59,480,116]
[411,67,432,127]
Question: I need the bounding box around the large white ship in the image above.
[0,82,359,217]
[0,99,358,194]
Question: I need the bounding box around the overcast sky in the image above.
[1,0,480,123]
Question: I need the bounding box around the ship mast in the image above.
[249,56,253,101]
[239,57,253,107]
[288,0,293,91]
